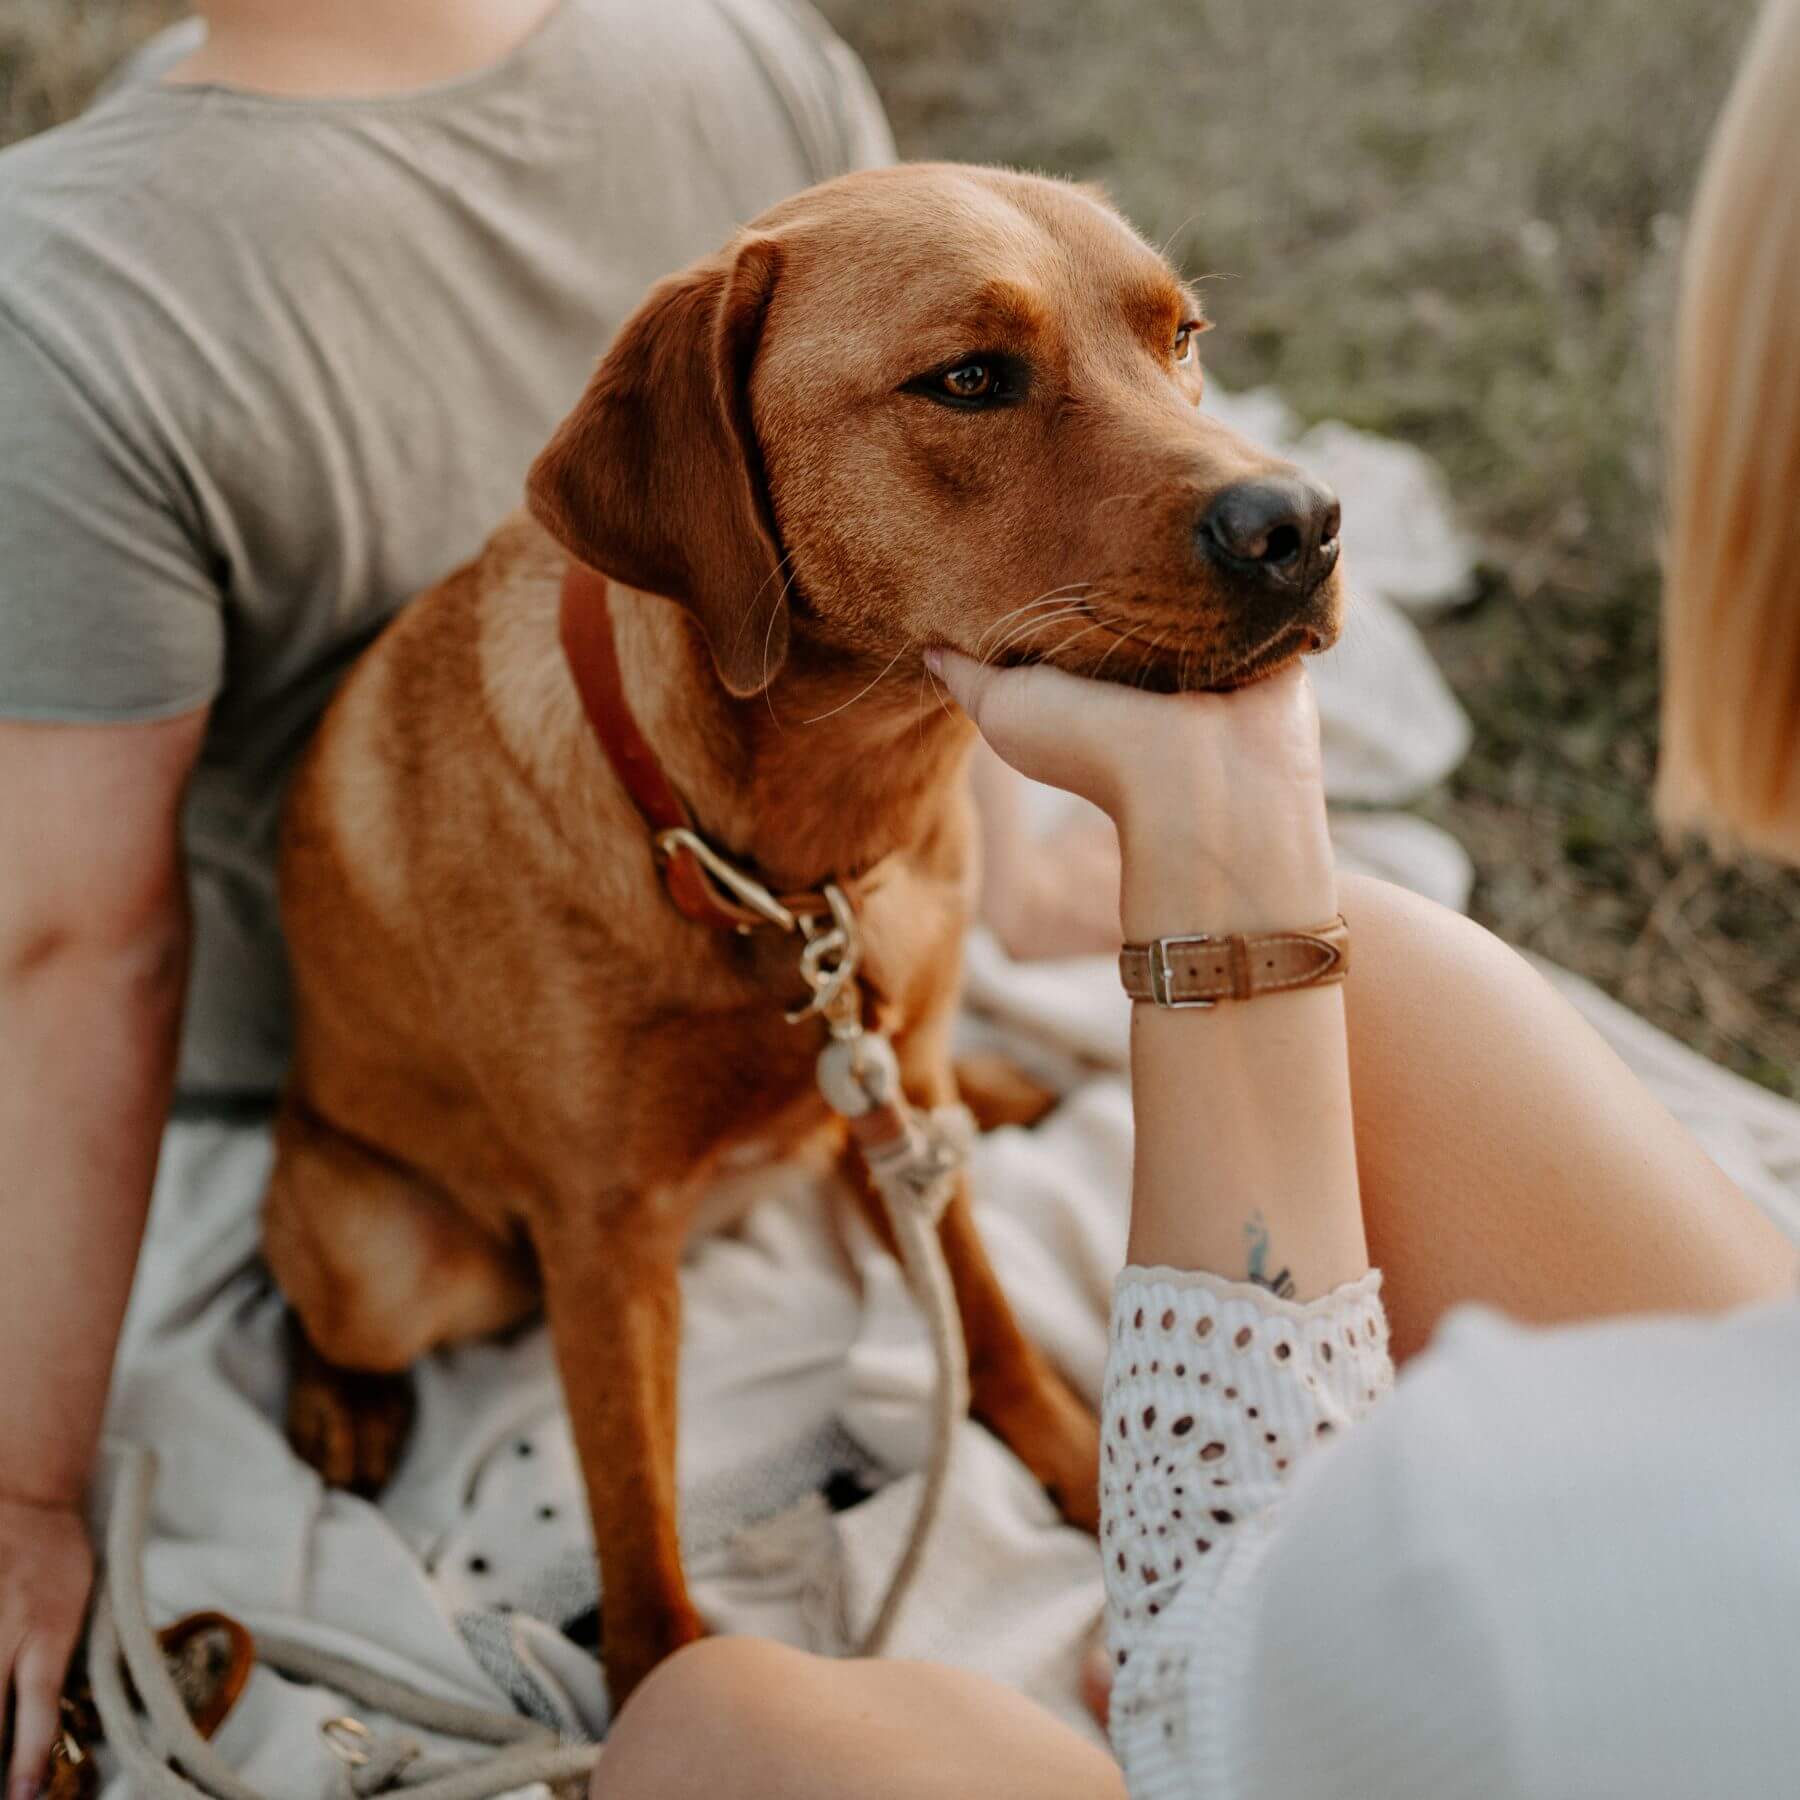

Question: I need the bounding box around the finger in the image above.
[8,1635,76,1800]
[926,644,1010,725]
[928,647,1095,762]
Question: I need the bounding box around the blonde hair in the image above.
[1658,0,1800,858]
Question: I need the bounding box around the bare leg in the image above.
[594,1638,1123,1800]
[1339,874,1797,1360]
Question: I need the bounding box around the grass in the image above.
[6,0,1797,1090]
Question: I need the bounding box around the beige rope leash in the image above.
[772,879,972,1654]
[89,885,971,1795]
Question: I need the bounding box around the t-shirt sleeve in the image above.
[738,0,896,180]
[813,15,896,172]
[0,304,223,724]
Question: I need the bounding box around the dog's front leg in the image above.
[537,1196,702,1707]
[933,1172,1103,1533]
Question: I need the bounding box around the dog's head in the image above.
[530,164,1344,699]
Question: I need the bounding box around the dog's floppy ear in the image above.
[528,235,788,697]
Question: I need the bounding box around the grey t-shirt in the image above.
[0,0,891,1098]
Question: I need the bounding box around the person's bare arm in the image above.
[939,653,1366,1294]
[0,707,205,1800]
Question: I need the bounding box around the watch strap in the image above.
[1119,916,1349,1009]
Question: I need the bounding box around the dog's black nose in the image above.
[1198,477,1341,595]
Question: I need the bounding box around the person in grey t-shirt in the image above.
[0,1,894,1785]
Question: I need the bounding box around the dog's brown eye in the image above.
[1174,324,1199,365]
[903,354,1024,409]
[941,362,993,398]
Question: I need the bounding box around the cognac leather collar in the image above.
[558,560,852,935]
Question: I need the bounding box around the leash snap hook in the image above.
[787,884,863,1028]
[320,1717,374,1769]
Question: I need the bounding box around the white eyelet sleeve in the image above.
[1102,1266,1394,1799]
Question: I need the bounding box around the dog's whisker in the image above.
[1090,618,1144,682]
[972,583,1095,660]
[1026,626,1103,674]
[985,612,1091,665]
[1039,618,1109,667]
[972,596,1062,662]
[972,581,1092,643]
[923,656,956,723]
[1130,634,1153,691]
[740,550,799,732]
[914,663,932,741]
[983,603,1094,665]
[1132,626,1173,691]
[980,607,1091,667]
[1151,629,1176,688]
[1155,207,1208,263]
[800,641,911,725]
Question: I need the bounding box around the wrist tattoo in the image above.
[1244,1212,1295,1299]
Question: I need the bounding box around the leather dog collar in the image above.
[558,560,843,934]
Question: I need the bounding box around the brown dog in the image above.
[266,163,1344,1705]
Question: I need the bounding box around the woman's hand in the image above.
[1,1494,92,1800]
[930,649,1337,940]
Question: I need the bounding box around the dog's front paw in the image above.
[285,1321,416,1498]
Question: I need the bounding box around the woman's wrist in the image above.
[1116,812,1338,941]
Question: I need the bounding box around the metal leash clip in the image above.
[786,883,864,1032]
[320,1717,375,1769]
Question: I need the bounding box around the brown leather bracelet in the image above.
[1118,915,1350,1009]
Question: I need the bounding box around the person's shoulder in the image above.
[576,0,893,179]
[0,72,221,304]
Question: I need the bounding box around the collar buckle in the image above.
[655,827,798,934]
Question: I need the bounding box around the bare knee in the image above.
[592,1638,1126,1800]
[594,1639,807,1800]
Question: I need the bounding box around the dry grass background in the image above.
[5,0,1797,1091]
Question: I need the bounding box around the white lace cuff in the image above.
[1103,1266,1394,1798]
